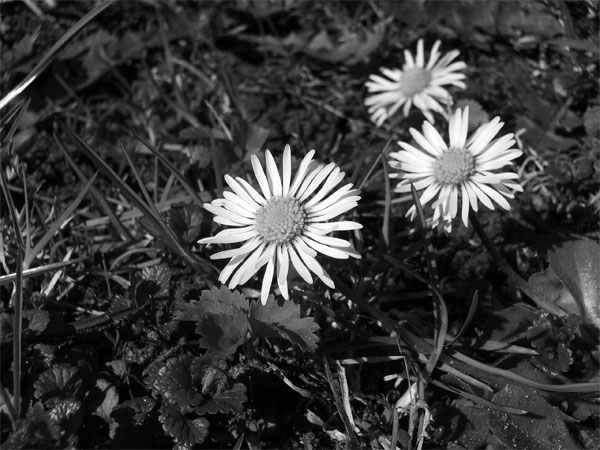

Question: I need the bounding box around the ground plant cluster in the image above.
[0,1,599,449]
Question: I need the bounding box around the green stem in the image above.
[469,211,565,316]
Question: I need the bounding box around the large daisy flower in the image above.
[199,145,362,304]
[365,39,467,126]
[390,107,523,232]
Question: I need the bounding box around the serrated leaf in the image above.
[34,363,82,401]
[548,240,600,329]
[249,300,320,351]
[174,286,249,322]
[151,355,202,407]
[159,404,209,447]
[196,312,249,357]
[488,384,579,450]
[196,382,247,415]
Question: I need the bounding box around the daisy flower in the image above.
[365,39,467,126]
[199,145,362,304]
[390,107,523,232]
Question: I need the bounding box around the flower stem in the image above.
[469,211,566,316]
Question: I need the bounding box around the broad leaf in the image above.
[159,405,209,447]
[488,384,579,449]
[174,286,249,322]
[34,363,83,402]
[194,365,247,415]
[150,355,202,407]
[196,383,247,415]
[249,299,320,351]
[548,240,600,329]
[196,312,249,357]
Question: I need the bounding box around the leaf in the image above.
[167,204,209,244]
[584,105,600,139]
[194,365,247,415]
[196,312,249,357]
[150,355,203,407]
[33,363,83,402]
[249,299,320,351]
[526,314,579,373]
[89,379,119,423]
[302,22,386,64]
[529,266,580,316]
[196,383,247,415]
[22,309,50,333]
[139,263,172,299]
[174,286,249,321]
[548,240,600,329]
[159,404,210,447]
[488,384,580,450]
[3,402,62,449]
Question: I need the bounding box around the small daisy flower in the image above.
[199,145,362,304]
[365,39,467,126]
[390,107,523,232]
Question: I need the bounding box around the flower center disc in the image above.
[400,67,432,97]
[255,196,307,245]
[434,147,476,186]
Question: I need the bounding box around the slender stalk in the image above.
[469,211,565,316]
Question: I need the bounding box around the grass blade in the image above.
[25,173,98,269]
[56,119,213,272]
[130,131,207,205]
[54,132,132,240]
[0,1,115,111]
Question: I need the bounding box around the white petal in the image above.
[225,175,262,208]
[277,246,290,299]
[460,183,470,227]
[251,154,271,199]
[265,150,283,197]
[204,203,254,226]
[289,150,316,196]
[288,244,313,284]
[261,259,274,305]
[282,144,292,195]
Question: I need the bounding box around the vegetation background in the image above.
[0,1,598,449]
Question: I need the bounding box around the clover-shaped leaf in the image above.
[151,355,202,407]
[159,404,209,448]
[249,299,320,351]
[34,363,83,401]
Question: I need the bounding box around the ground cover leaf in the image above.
[196,311,249,358]
[151,355,202,407]
[249,299,319,351]
[88,378,119,424]
[548,240,600,329]
[33,363,83,402]
[194,365,247,415]
[488,384,580,449]
[159,404,210,448]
